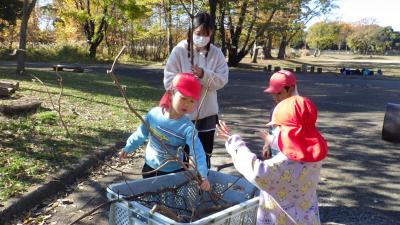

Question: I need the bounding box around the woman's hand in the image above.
[200,179,211,191]
[191,64,204,78]
[216,120,231,141]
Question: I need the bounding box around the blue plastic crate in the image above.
[107,170,260,225]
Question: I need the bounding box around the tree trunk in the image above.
[89,43,98,58]
[8,25,15,51]
[251,41,258,63]
[228,44,239,67]
[227,0,258,67]
[167,5,173,53]
[277,35,287,59]
[82,3,108,59]
[209,0,217,44]
[263,35,273,59]
[218,0,226,56]
[162,0,173,53]
[16,0,37,75]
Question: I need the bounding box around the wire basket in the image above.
[107,170,260,225]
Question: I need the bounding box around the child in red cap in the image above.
[264,70,299,104]
[259,70,300,159]
[119,73,210,191]
[217,96,328,225]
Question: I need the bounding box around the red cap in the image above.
[270,96,328,162]
[264,70,297,94]
[172,73,201,100]
[159,73,201,108]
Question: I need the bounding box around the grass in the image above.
[0,66,162,201]
[236,54,400,77]
[0,44,165,66]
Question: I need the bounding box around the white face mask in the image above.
[193,34,210,48]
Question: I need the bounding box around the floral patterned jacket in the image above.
[225,135,322,225]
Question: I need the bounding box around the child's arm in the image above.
[217,121,277,189]
[120,114,150,157]
[225,134,283,191]
[185,129,208,179]
[185,127,210,191]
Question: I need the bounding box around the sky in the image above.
[307,0,400,31]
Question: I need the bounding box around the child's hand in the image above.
[216,120,231,141]
[255,129,272,160]
[261,145,271,160]
[200,179,211,191]
[118,150,128,159]
[255,129,269,142]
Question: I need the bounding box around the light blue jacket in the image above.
[123,107,208,179]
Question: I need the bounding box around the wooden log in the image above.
[0,101,42,115]
[0,81,19,96]
[301,65,307,73]
[0,87,14,97]
[0,81,19,90]
[53,64,84,73]
[53,65,64,71]
[274,66,281,72]
[283,68,294,72]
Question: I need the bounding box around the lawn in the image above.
[0,66,162,202]
[237,54,400,77]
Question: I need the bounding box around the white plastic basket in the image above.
[107,170,260,225]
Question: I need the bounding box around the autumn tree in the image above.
[275,0,336,59]
[54,0,147,58]
[16,0,37,75]
[306,21,340,50]
[218,0,280,66]
[337,22,352,50]
[0,0,23,31]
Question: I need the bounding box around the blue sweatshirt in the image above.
[123,107,208,179]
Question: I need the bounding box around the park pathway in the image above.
[5,62,400,224]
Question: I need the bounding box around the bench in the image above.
[53,64,84,73]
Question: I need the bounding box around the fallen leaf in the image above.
[43,214,52,220]
[46,202,59,212]
[61,198,74,205]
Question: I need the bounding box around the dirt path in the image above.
[8,64,400,224]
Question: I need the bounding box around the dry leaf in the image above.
[61,198,74,204]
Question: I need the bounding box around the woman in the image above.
[164,12,229,168]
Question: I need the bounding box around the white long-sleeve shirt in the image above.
[225,135,322,225]
[164,40,229,120]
